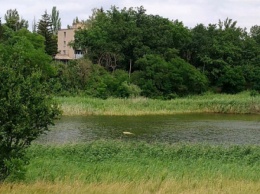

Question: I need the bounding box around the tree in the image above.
[133,55,208,98]
[37,11,57,57]
[218,65,246,93]
[51,6,61,35]
[73,6,191,71]
[73,16,80,25]
[32,17,37,33]
[250,25,260,43]
[0,29,60,181]
[187,18,250,92]
[85,7,104,28]
[0,18,3,40]
[4,9,28,31]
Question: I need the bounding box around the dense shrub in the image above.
[0,28,60,181]
[49,59,141,98]
[217,65,246,94]
[133,55,208,98]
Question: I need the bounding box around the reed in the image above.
[24,141,260,183]
[57,92,260,116]
[1,140,259,193]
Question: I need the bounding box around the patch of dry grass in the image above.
[1,179,260,194]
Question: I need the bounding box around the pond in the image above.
[36,113,260,145]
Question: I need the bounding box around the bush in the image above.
[0,29,61,181]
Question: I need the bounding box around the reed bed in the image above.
[1,140,259,193]
[57,92,260,116]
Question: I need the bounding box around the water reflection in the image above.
[36,113,260,145]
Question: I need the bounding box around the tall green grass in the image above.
[24,141,260,183]
[1,141,260,193]
[57,92,260,116]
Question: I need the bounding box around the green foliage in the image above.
[218,65,246,94]
[0,24,15,42]
[49,60,90,95]
[84,64,113,99]
[4,9,28,31]
[84,65,140,98]
[0,19,3,40]
[3,158,27,182]
[16,28,45,50]
[74,6,191,71]
[242,65,260,91]
[250,25,260,44]
[4,7,259,100]
[0,28,60,181]
[0,29,54,78]
[50,59,140,98]
[187,19,258,92]
[250,90,259,97]
[49,59,109,97]
[133,55,208,98]
[117,81,142,98]
[37,11,57,57]
[71,7,260,97]
[24,141,260,183]
[51,6,61,35]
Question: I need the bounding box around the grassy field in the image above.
[1,141,260,193]
[57,92,260,116]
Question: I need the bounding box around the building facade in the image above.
[55,24,83,61]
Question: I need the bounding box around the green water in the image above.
[36,113,260,145]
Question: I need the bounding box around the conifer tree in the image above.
[37,11,57,57]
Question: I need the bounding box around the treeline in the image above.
[71,6,260,98]
[1,6,260,99]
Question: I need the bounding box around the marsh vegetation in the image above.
[1,141,260,193]
[58,92,260,116]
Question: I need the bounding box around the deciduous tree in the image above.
[4,9,28,31]
[0,28,60,181]
[51,6,61,35]
[73,6,191,71]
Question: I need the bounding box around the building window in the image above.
[75,49,83,59]
[64,41,66,47]
[63,50,66,55]
[75,50,82,55]
[64,32,66,38]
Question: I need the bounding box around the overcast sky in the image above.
[1,0,259,31]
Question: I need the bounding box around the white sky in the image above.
[1,0,259,31]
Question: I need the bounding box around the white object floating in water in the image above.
[123,131,134,135]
